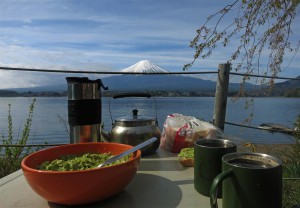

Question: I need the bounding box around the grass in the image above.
[281,143,300,208]
[279,115,300,208]
[0,98,37,178]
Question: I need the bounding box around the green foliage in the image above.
[282,115,300,208]
[0,98,36,178]
[284,88,300,97]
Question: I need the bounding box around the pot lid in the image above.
[115,109,155,123]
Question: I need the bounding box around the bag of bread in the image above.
[160,113,217,153]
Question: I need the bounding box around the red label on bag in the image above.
[172,125,190,153]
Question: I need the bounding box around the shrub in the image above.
[0,98,36,178]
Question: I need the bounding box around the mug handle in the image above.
[210,169,233,208]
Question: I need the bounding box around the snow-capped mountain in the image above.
[4,60,261,93]
[103,59,218,91]
[121,60,168,73]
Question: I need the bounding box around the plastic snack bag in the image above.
[160,113,217,153]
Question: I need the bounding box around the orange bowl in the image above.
[21,142,141,206]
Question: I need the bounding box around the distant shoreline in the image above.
[0,89,299,97]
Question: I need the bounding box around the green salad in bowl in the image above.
[38,152,130,171]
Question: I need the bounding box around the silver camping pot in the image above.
[101,92,161,155]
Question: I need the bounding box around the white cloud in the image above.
[0,0,299,88]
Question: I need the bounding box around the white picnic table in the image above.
[0,148,221,208]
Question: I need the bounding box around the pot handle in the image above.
[108,92,158,126]
[113,92,151,99]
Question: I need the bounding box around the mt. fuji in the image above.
[101,60,220,91]
[121,60,168,73]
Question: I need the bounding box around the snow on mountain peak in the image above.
[121,60,168,73]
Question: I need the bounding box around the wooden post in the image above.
[213,63,230,130]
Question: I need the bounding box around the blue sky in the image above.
[0,0,299,88]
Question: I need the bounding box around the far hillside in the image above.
[0,61,299,97]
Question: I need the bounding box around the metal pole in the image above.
[213,63,230,130]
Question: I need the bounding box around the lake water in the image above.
[0,96,299,145]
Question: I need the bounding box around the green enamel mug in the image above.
[194,139,237,197]
[210,152,282,208]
